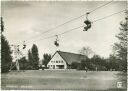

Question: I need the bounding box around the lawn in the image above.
[1,70,127,91]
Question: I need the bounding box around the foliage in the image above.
[42,53,51,67]
[1,33,12,73]
[108,54,119,71]
[1,17,4,33]
[19,57,29,70]
[1,17,12,73]
[113,13,127,71]
[27,49,34,69]
[71,62,79,69]
[77,60,86,70]
[75,55,108,71]
[31,44,39,69]
[90,55,106,71]
[27,44,39,70]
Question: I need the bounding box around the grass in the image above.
[1,70,127,90]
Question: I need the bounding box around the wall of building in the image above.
[47,52,67,69]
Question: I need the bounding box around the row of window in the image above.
[48,65,55,67]
[51,60,63,63]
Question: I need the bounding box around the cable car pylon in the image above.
[9,41,27,72]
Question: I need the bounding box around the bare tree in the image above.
[79,46,94,57]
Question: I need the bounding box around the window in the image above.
[56,61,58,63]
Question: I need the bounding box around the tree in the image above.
[79,46,93,57]
[91,55,107,71]
[71,62,79,69]
[108,54,119,71]
[1,17,12,73]
[31,44,39,70]
[1,17,4,32]
[19,57,29,70]
[76,57,95,70]
[27,49,34,69]
[1,35,12,73]
[42,53,51,67]
[113,12,127,71]
[78,47,95,70]
[27,44,39,70]
[77,60,85,70]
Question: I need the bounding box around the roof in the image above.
[56,51,87,64]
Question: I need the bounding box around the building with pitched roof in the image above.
[47,51,87,69]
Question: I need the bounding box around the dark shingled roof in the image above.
[57,51,87,64]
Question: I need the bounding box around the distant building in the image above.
[47,51,87,69]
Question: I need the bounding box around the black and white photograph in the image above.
[1,0,127,90]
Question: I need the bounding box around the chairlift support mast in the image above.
[9,41,27,71]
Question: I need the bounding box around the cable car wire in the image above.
[28,9,125,43]
[25,1,113,42]
[93,9,125,23]
[89,0,114,13]
[27,25,84,44]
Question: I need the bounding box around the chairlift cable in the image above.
[93,9,125,23]
[27,9,124,43]
[25,1,113,42]
[89,0,114,13]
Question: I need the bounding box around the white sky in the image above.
[1,1,126,59]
